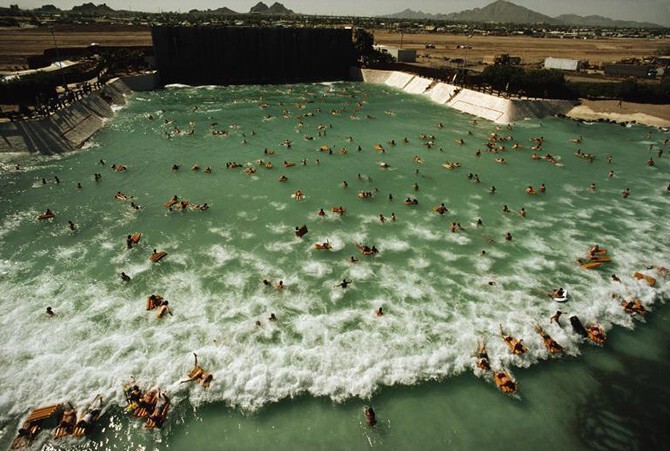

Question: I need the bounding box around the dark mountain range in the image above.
[212,7,239,15]
[445,0,557,25]
[384,0,663,28]
[71,2,114,13]
[249,2,270,14]
[268,2,294,14]
[249,2,294,15]
[34,4,61,13]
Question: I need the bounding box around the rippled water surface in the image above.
[0,82,668,450]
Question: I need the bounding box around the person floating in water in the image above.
[180,353,213,389]
[364,406,376,427]
[156,300,173,318]
[46,306,55,317]
[336,279,352,289]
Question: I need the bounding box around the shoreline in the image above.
[566,99,670,129]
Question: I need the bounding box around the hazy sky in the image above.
[4,0,670,26]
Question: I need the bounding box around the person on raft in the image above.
[180,353,214,389]
[148,392,170,424]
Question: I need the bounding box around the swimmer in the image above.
[608,170,614,178]
[68,221,76,231]
[505,232,512,241]
[413,183,419,191]
[519,208,526,218]
[502,204,510,213]
[342,180,348,188]
[364,406,377,427]
[58,403,77,431]
[263,279,272,287]
[647,157,655,167]
[350,256,358,263]
[379,214,386,223]
[156,300,173,318]
[376,307,383,317]
[589,183,596,192]
[539,184,546,193]
[269,313,278,321]
[126,235,134,249]
[391,212,396,222]
[611,274,621,283]
[148,392,170,425]
[76,182,82,189]
[279,175,288,182]
[46,306,55,317]
[180,353,213,389]
[276,280,285,291]
[622,188,630,198]
[550,310,562,325]
[121,272,131,282]
[434,203,448,215]
[336,279,352,289]
[476,218,483,226]
[318,208,326,217]
[489,186,496,194]
[146,294,163,310]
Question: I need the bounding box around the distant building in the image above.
[373,45,416,63]
[604,64,657,79]
[543,57,584,71]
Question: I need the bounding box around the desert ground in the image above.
[372,31,669,67]
[1,25,668,125]
[0,25,152,70]
[1,25,668,70]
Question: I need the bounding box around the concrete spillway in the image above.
[0,74,157,154]
[359,69,576,124]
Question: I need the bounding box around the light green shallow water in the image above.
[0,82,668,450]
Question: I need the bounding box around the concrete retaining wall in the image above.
[360,68,576,123]
[403,76,433,95]
[0,74,158,154]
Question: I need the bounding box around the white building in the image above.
[373,45,416,63]
[544,57,584,71]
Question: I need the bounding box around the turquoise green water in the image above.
[0,82,668,450]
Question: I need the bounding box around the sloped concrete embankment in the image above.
[358,68,575,124]
[0,73,158,154]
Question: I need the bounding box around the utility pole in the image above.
[50,26,67,89]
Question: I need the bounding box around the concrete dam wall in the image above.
[152,27,355,86]
[359,69,576,124]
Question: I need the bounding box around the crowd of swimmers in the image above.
[27,86,669,441]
